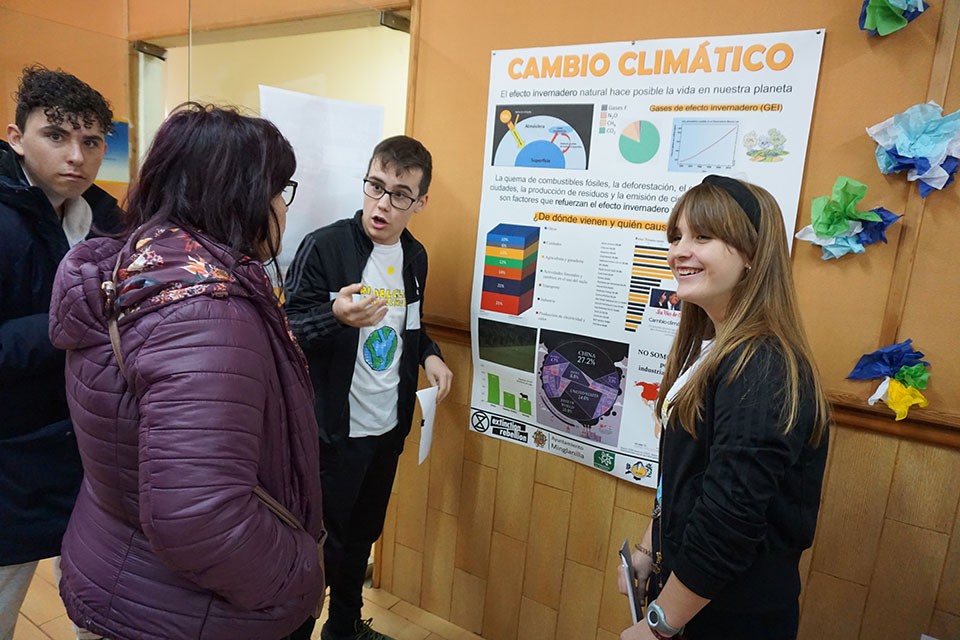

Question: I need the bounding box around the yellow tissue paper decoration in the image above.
[884,378,929,421]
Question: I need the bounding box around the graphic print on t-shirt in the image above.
[364,327,399,371]
[349,240,407,438]
[358,283,407,308]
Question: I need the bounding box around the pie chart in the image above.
[540,340,623,428]
[619,120,659,164]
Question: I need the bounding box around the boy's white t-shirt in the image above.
[348,241,406,438]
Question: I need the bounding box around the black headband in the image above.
[701,175,761,232]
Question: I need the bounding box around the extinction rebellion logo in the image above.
[471,411,489,433]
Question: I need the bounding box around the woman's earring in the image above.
[745,265,752,271]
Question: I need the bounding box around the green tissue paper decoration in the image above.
[860,0,927,36]
[810,176,882,238]
[863,0,909,35]
[894,362,931,390]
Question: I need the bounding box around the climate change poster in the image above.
[468,30,824,487]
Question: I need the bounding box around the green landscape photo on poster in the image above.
[477,317,538,373]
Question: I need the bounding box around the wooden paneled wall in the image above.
[388,0,960,634]
[403,0,960,431]
[801,427,960,639]
[377,334,960,640]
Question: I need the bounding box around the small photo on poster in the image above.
[536,328,628,447]
[649,287,681,311]
[478,318,538,373]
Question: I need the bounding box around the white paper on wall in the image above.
[259,85,384,275]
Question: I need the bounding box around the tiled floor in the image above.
[15,558,481,640]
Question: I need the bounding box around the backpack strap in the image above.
[102,248,129,381]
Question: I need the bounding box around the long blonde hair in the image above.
[654,180,829,446]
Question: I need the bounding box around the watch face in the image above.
[649,609,661,624]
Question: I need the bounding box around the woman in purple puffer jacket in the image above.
[48,104,324,640]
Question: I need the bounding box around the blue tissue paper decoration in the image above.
[847,339,930,380]
[867,102,960,197]
[821,236,866,260]
[857,207,903,245]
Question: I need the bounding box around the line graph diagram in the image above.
[668,119,739,172]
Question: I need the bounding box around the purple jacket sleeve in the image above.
[133,297,321,611]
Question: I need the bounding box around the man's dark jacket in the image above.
[0,139,123,565]
[283,211,442,453]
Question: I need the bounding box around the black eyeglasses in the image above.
[282,180,298,206]
[362,179,418,211]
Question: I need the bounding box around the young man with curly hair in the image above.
[0,65,122,639]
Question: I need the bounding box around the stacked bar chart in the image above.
[481,223,539,316]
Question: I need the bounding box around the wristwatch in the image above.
[646,600,683,638]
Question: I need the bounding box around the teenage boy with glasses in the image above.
[284,135,453,640]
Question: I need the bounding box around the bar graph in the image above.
[625,243,674,332]
[485,372,533,416]
[487,373,500,404]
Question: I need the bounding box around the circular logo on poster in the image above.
[471,411,489,433]
[363,327,399,371]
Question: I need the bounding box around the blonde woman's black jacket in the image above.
[649,339,828,631]
[283,211,442,453]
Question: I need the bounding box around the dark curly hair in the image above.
[15,64,114,134]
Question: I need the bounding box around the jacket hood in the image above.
[50,226,277,353]
[0,139,45,214]
[0,139,28,184]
